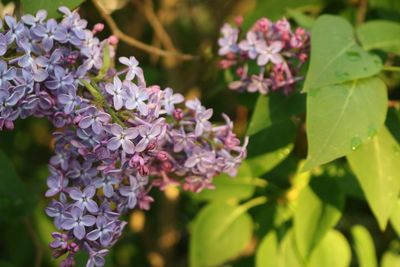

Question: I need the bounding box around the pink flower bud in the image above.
[108,35,119,45]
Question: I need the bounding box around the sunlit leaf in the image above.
[190,202,253,267]
[308,230,351,267]
[351,225,378,267]
[303,15,382,92]
[255,231,278,267]
[347,127,400,230]
[304,77,387,171]
[357,21,400,55]
[294,176,345,260]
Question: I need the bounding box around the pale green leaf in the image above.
[351,225,378,267]
[308,230,352,267]
[381,249,400,267]
[357,21,400,55]
[21,0,85,18]
[294,176,345,260]
[190,202,253,267]
[304,77,387,171]
[303,15,382,92]
[255,231,278,267]
[347,127,400,230]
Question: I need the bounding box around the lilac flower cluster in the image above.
[218,17,309,95]
[0,8,247,267]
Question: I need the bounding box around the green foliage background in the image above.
[2,0,400,266]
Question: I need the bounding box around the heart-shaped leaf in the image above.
[303,15,382,92]
[304,77,387,171]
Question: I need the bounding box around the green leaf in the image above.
[255,231,278,267]
[247,93,305,136]
[303,77,387,171]
[347,127,400,230]
[307,230,351,267]
[351,225,377,267]
[294,176,345,261]
[390,200,400,236]
[21,0,85,18]
[196,161,256,201]
[0,150,37,220]
[247,143,293,177]
[286,9,316,29]
[190,202,253,267]
[357,21,400,55]
[277,230,302,267]
[303,15,382,92]
[381,249,400,267]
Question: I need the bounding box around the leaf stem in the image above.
[382,65,400,72]
[239,196,268,212]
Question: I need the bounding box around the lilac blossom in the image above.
[0,7,248,267]
[218,17,309,95]
[107,124,138,154]
[62,206,96,239]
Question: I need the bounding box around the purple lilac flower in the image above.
[62,206,96,240]
[0,7,248,266]
[107,124,138,154]
[218,17,309,95]
[69,186,99,213]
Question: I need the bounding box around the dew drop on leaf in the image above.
[367,124,378,138]
[346,51,361,61]
[335,70,350,80]
[351,136,362,150]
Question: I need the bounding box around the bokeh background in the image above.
[1,0,400,266]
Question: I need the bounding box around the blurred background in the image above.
[1,0,400,266]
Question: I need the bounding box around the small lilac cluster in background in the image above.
[0,7,247,267]
[218,17,310,95]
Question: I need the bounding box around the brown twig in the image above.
[91,0,195,61]
[356,0,368,25]
[132,0,177,53]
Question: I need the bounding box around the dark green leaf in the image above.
[247,92,305,136]
[21,0,85,18]
[0,150,37,220]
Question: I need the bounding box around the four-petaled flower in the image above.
[105,76,126,110]
[61,206,96,240]
[69,186,99,213]
[255,40,283,66]
[86,217,115,246]
[107,124,138,154]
